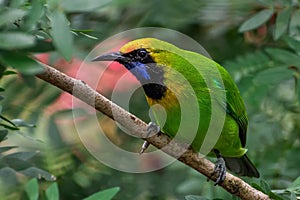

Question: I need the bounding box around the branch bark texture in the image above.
[36,63,271,200]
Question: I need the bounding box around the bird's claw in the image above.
[139,122,160,154]
[139,141,150,154]
[212,156,226,185]
[208,149,226,185]
[147,122,160,136]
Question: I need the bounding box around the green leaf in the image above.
[231,195,240,200]
[83,187,120,200]
[290,192,297,200]
[260,180,271,194]
[6,151,39,161]
[284,36,300,54]
[11,119,36,128]
[21,74,37,88]
[252,182,265,192]
[24,0,44,31]
[253,180,280,199]
[0,8,27,27]
[9,0,27,8]
[61,0,110,12]
[278,0,293,6]
[25,178,39,200]
[2,157,32,170]
[289,10,300,35]
[0,146,17,154]
[19,167,56,181]
[268,192,286,200]
[1,52,44,75]
[0,32,35,50]
[287,176,300,192]
[0,167,18,187]
[0,123,19,130]
[0,115,18,128]
[185,195,210,200]
[274,7,292,40]
[297,76,300,105]
[24,39,55,52]
[79,32,98,40]
[257,0,273,6]
[45,182,59,200]
[239,9,274,32]
[265,48,300,66]
[0,130,8,142]
[253,67,294,85]
[2,70,17,76]
[49,10,73,61]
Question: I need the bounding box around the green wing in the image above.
[175,49,248,147]
[218,65,248,147]
[225,91,248,147]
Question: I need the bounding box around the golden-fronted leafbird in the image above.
[92,38,259,184]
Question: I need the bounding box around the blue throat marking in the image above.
[124,61,151,81]
[123,61,166,99]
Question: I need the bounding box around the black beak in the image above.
[91,51,128,63]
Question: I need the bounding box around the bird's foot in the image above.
[212,157,226,185]
[139,122,160,154]
[139,141,150,154]
[210,149,226,186]
[147,122,161,135]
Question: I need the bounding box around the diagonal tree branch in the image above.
[36,63,271,200]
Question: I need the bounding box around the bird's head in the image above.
[92,38,179,99]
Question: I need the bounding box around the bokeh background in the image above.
[0,0,299,199]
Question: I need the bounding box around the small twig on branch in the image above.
[36,63,271,200]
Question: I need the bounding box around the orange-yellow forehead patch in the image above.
[119,38,152,53]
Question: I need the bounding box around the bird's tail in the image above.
[224,154,260,177]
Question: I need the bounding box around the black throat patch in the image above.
[143,83,167,100]
[141,62,166,100]
[121,48,167,100]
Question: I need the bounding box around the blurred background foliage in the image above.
[0,0,299,199]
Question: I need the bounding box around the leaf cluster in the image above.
[24,178,119,200]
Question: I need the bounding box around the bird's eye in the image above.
[137,49,148,59]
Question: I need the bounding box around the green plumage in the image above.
[145,41,247,156]
[93,38,259,178]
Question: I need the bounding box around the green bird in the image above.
[92,38,259,184]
